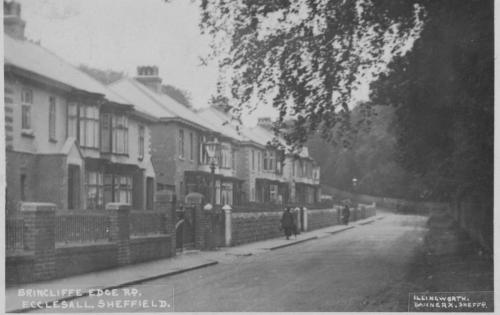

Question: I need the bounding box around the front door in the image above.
[68,165,80,210]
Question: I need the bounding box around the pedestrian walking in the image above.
[342,202,351,225]
[281,207,295,240]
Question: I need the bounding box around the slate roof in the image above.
[4,34,129,106]
[110,78,213,131]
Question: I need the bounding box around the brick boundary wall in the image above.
[231,212,283,246]
[6,202,175,286]
[307,208,340,230]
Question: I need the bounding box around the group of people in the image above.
[280,201,352,240]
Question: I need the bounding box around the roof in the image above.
[196,107,245,142]
[4,34,130,105]
[108,78,175,119]
[110,78,213,131]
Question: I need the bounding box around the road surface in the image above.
[34,213,430,312]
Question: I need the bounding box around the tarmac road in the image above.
[35,212,430,312]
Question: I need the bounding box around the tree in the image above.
[78,64,125,85]
[199,0,422,150]
[161,84,193,108]
[370,0,493,200]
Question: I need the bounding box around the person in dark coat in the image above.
[281,207,295,240]
[342,203,351,225]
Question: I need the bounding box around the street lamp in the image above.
[352,177,358,208]
[204,139,221,206]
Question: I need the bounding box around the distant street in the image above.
[36,213,432,312]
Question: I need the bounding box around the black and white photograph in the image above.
[2,0,494,312]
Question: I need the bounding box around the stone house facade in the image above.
[4,4,156,213]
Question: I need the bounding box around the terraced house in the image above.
[109,68,245,205]
[4,2,157,213]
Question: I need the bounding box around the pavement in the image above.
[5,214,383,313]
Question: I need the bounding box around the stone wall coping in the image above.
[20,202,56,212]
[105,203,131,211]
[232,211,282,219]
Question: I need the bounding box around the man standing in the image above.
[281,207,295,240]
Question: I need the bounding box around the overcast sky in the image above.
[15,0,375,125]
[15,0,276,124]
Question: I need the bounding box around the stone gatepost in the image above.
[222,204,232,246]
[185,193,205,249]
[21,202,56,281]
[106,203,131,266]
[155,191,176,257]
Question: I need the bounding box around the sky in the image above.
[14,0,378,125]
[16,0,280,125]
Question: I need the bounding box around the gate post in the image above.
[106,203,131,266]
[222,204,232,246]
[21,202,56,282]
[155,191,176,257]
[185,193,205,250]
[303,207,308,231]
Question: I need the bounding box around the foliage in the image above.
[78,64,125,85]
[199,0,422,151]
[370,0,493,200]
[162,84,193,108]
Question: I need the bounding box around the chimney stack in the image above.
[135,66,162,93]
[4,1,26,40]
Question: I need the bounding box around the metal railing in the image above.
[6,217,24,251]
[55,211,110,244]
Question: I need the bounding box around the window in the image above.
[221,143,231,168]
[68,103,99,148]
[100,113,112,153]
[178,129,184,159]
[112,114,128,154]
[189,132,194,161]
[79,105,100,149]
[263,151,268,170]
[101,174,133,206]
[67,102,78,138]
[221,182,233,205]
[115,175,132,204]
[86,171,104,209]
[139,125,145,160]
[199,135,208,164]
[270,184,278,202]
[257,151,261,171]
[49,96,56,141]
[21,88,33,130]
[251,150,255,170]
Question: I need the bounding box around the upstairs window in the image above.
[100,113,112,153]
[251,150,255,170]
[178,129,185,159]
[139,125,145,160]
[189,132,194,161]
[21,88,33,130]
[49,96,56,141]
[67,102,78,139]
[78,104,100,149]
[112,114,128,154]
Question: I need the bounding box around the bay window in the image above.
[139,125,145,160]
[112,114,128,154]
[67,102,99,149]
[86,171,104,210]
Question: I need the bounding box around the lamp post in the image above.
[204,139,221,206]
[352,177,358,208]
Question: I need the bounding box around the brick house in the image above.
[109,69,245,205]
[4,3,157,213]
[241,118,321,205]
